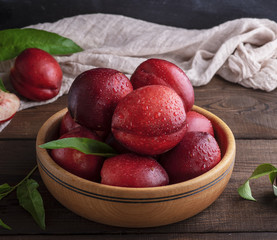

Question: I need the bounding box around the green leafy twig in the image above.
[1,137,117,231]
[238,163,277,201]
[0,165,45,230]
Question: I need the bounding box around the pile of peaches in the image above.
[2,48,221,188]
[53,58,221,187]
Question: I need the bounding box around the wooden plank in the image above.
[194,76,277,139]
[0,139,277,235]
[0,233,277,240]
[0,96,67,140]
[1,76,277,140]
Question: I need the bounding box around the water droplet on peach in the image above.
[154,112,161,119]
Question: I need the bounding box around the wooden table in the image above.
[1,74,277,239]
[1,0,277,238]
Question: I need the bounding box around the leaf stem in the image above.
[1,165,38,199]
[15,165,38,189]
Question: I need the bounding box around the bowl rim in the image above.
[36,106,236,200]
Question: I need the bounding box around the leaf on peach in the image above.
[40,137,118,157]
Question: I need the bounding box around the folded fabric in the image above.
[1,13,277,132]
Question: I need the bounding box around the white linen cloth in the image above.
[1,13,277,131]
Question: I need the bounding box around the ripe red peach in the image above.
[51,126,104,181]
[10,48,63,101]
[101,153,169,187]
[59,110,108,140]
[186,111,214,136]
[59,110,81,136]
[111,85,187,155]
[130,58,194,112]
[68,68,133,132]
[160,131,221,183]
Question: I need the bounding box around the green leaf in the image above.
[0,183,13,200]
[238,163,277,201]
[16,179,45,230]
[0,193,9,200]
[0,78,9,92]
[238,180,256,201]
[0,28,83,61]
[40,137,118,157]
[0,183,12,194]
[0,218,11,230]
[248,163,277,180]
[269,171,277,185]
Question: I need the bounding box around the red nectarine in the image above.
[131,58,194,112]
[160,131,221,183]
[68,68,133,132]
[111,85,187,155]
[51,126,104,181]
[10,48,63,101]
[101,153,169,187]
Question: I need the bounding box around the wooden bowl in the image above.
[36,106,236,228]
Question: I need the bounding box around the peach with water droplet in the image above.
[111,85,187,155]
[68,68,133,132]
[59,110,81,136]
[130,58,194,112]
[51,126,104,181]
[101,153,169,187]
[186,111,214,136]
[160,131,221,183]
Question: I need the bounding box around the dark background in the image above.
[0,0,277,30]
